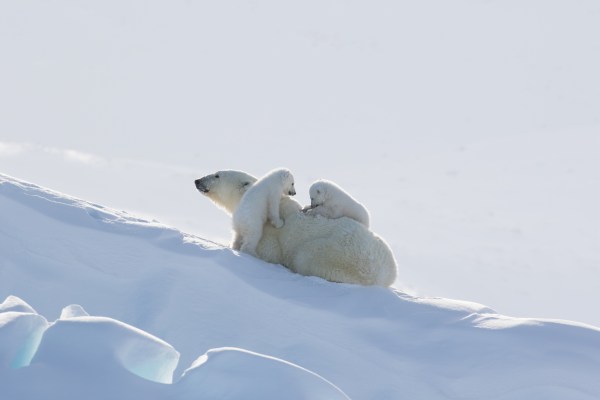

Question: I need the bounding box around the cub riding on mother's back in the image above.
[232,168,296,257]
[303,179,370,228]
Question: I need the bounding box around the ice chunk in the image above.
[60,304,90,319]
[0,311,48,369]
[175,347,350,400]
[32,316,179,384]
[0,295,37,314]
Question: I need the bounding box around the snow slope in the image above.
[1,173,600,399]
[1,0,599,328]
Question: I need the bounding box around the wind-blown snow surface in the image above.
[1,174,600,399]
[2,0,600,328]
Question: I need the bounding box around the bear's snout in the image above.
[289,189,296,196]
[195,179,209,193]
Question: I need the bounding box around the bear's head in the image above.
[276,168,296,196]
[196,169,303,217]
[194,170,256,215]
[308,180,331,208]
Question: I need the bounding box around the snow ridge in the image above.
[1,173,600,399]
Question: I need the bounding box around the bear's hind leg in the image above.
[239,225,262,257]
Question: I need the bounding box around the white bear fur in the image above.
[232,168,296,256]
[195,170,397,287]
[306,179,370,228]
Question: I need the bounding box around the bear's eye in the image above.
[215,174,220,179]
[316,190,321,195]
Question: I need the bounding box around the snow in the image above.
[35,313,180,384]
[60,304,90,319]
[177,347,350,400]
[0,311,48,369]
[1,174,600,399]
[0,296,48,369]
[1,0,599,329]
[0,296,37,314]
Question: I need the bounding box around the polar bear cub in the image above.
[232,168,296,256]
[305,179,370,228]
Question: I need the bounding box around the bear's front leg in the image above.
[268,199,284,228]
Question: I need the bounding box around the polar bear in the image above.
[304,179,370,228]
[232,168,296,256]
[194,170,397,287]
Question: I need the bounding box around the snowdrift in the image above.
[1,173,600,399]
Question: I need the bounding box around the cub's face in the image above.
[282,171,296,196]
[309,182,327,208]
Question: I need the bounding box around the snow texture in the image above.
[0,311,48,369]
[34,314,180,384]
[177,347,349,400]
[1,0,599,330]
[1,173,600,399]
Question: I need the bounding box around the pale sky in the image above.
[1,1,599,326]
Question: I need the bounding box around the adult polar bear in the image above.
[195,170,397,287]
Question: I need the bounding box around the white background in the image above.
[1,1,599,326]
